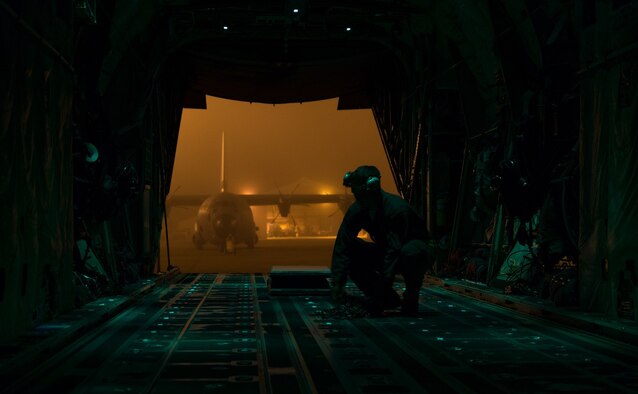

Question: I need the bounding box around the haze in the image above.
[170,96,397,197]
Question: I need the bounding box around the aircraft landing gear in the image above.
[246,234,258,249]
[192,234,204,249]
[224,235,236,255]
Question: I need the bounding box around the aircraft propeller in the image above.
[272,180,302,221]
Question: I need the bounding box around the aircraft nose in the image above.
[214,214,237,234]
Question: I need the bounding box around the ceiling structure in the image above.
[165,1,418,104]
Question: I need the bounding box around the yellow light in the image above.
[320,187,334,195]
[357,230,371,240]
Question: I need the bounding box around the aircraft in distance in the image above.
[166,134,354,253]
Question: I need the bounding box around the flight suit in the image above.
[331,190,433,316]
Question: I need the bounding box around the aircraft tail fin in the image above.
[221,131,226,193]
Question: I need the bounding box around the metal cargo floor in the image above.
[3,273,637,393]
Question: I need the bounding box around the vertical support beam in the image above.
[425,93,434,234]
[123,204,136,255]
[449,141,470,252]
[101,221,117,282]
[486,203,506,285]
[143,184,151,258]
[407,86,427,220]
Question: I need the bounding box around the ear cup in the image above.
[343,171,353,187]
[366,176,380,191]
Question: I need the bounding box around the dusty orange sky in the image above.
[170,96,397,196]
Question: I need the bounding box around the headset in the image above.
[343,166,380,191]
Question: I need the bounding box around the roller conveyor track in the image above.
[4,273,638,394]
